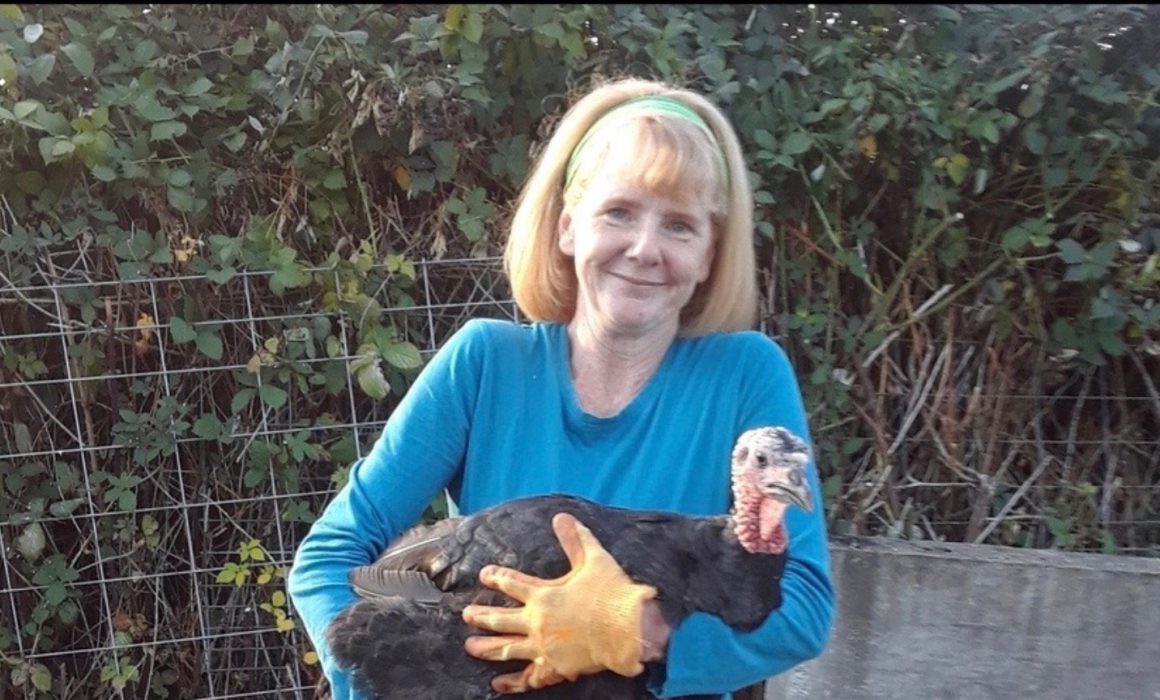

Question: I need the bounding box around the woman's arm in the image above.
[647,335,836,697]
[286,321,488,699]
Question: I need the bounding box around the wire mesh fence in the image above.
[1,257,518,698]
[2,256,1158,698]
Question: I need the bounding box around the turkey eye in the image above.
[755,453,768,467]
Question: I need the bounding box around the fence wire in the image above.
[1,257,518,699]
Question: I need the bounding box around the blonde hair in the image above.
[503,78,757,336]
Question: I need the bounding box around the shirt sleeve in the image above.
[286,321,488,699]
[648,334,836,697]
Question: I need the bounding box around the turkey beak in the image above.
[770,465,813,513]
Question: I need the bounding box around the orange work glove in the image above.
[462,512,658,693]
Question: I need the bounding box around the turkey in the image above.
[325,426,813,700]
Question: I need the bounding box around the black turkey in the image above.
[325,426,813,700]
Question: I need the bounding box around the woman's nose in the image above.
[625,222,662,264]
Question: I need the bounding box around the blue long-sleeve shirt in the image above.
[287,319,834,698]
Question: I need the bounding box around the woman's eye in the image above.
[606,207,630,221]
[668,220,695,236]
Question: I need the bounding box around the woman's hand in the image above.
[462,512,659,693]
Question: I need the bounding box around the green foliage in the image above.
[0,4,1157,697]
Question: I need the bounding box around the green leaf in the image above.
[1042,166,1068,188]
[26,53,55,84]
[1017,91,1043,118]
[243,467,265,488]
[980,121,1000,145]
[259,383,288,409]
[167,185,195,212]
[90,164,117,182]
[1141,66,1160,88]
[1001,224,1029,252]
[780,132,812,156]
[223,130,247,152]
[30,664,52,692]
[1098,331,1126,357]
[1063,264,1091,283]
[1056,239,1086,265]
[61,42,95,78]
[127,41,157,67]
[1089,241,1118,269]
[13,421,31,452]
[14,100,39,119]
[183,76,213,96]
[445,3,466,30]
[118,489,136,512]
[168,169,193,187]
[170,317,197,343]
[49,498,83,517]
[231,37,254,57]
[51,139,76,158]
[16,523,46,561]
[985,67,1030,96]
[355,357,390,399]
[929,5,962,23]
[196,330,223,360]
[381,340,424,370]
[91,106,109,129]
[192,414,223,439]
[462,10,484,43]
[973,168,990,195]
[270,268,307,294]
[231,388,255,414]
[150,120,187,141]
[0,4,25,21]
[430,141,460,181]
[867,114,890,133]
[0,225,28,252]
[942,153,969,185]
[133,94,177,122]
[216,563,238,584]
[1090,297,1117,319]
[1025,130,1047,156]
[206,266,236,285]
[753,129,776,150]
[322,171,347,190]
[819,98,847,116]
[0,52,15,84]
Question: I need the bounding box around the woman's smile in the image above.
[609,271,665,288]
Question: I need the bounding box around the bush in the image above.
[0,4,1157,697]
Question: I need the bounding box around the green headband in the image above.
[563,95,729,192]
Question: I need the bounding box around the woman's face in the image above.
[559,176,716,338]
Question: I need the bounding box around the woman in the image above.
[288,77,834,699]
